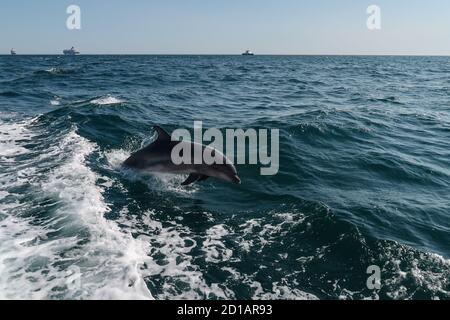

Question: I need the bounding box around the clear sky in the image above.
[1,0,450,55]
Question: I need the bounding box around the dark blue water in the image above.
[0,55,449,299]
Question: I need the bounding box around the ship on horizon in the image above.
[63,47,80,55]
[242,50,254,56]
[10,48,17,55]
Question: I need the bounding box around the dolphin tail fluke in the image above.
[182,174,209,186]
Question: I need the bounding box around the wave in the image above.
[50,96,61,106]
[375,241,450,300]
[0,119,153,299]
[90,95,126,106]
[36,67,77,75]
[0,117,36,162]
[369,96,404,105]
[1,55,450,300]
[0,91,21,97]
[1,112,448,300]
[99,144,321,299]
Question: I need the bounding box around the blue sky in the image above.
[1,0,450,54]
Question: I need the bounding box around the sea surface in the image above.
[0,55,449,300]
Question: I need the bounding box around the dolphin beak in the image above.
[232,175,241,184]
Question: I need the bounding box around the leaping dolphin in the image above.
[123,126,241,186]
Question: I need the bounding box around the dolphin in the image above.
[123,126,241,186]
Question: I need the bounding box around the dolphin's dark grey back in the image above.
[123,125,241,185]
[140,126,177,154]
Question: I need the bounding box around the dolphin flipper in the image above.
[182,174,209,186]
[182,174,201,185]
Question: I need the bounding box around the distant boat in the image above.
[63,47,80,55]
[10,49,17,55]
[242,50,254,56]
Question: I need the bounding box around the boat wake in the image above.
[91,95,125,106]
[0,117,152,299]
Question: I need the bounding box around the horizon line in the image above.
[2,53,450,57]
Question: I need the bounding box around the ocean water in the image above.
[0,55,449,300]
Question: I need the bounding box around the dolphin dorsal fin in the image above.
[154,126,171,142]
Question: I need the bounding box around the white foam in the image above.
[41,131,153,299]
[152,173,199,194]
[0,131,318,300]
[220,266,319,300]
[112,207,319,299]
[255,284,319,300]
[382,246,450,300]
[50,97,61,106]
[0,119,35,162]
[116,210,234,299]
[91,95,125,106]
[0,190,9,200]
[237,212,306,254]
[0,124,154,300]
[203,225,233,263]
[0,214,76,299]
[8,118,446,300]
[45,67,57,73]
[104,148,129,169]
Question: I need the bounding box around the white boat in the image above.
[63,47,80,55]
[10,49,17,55]
[242,50,254,56]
